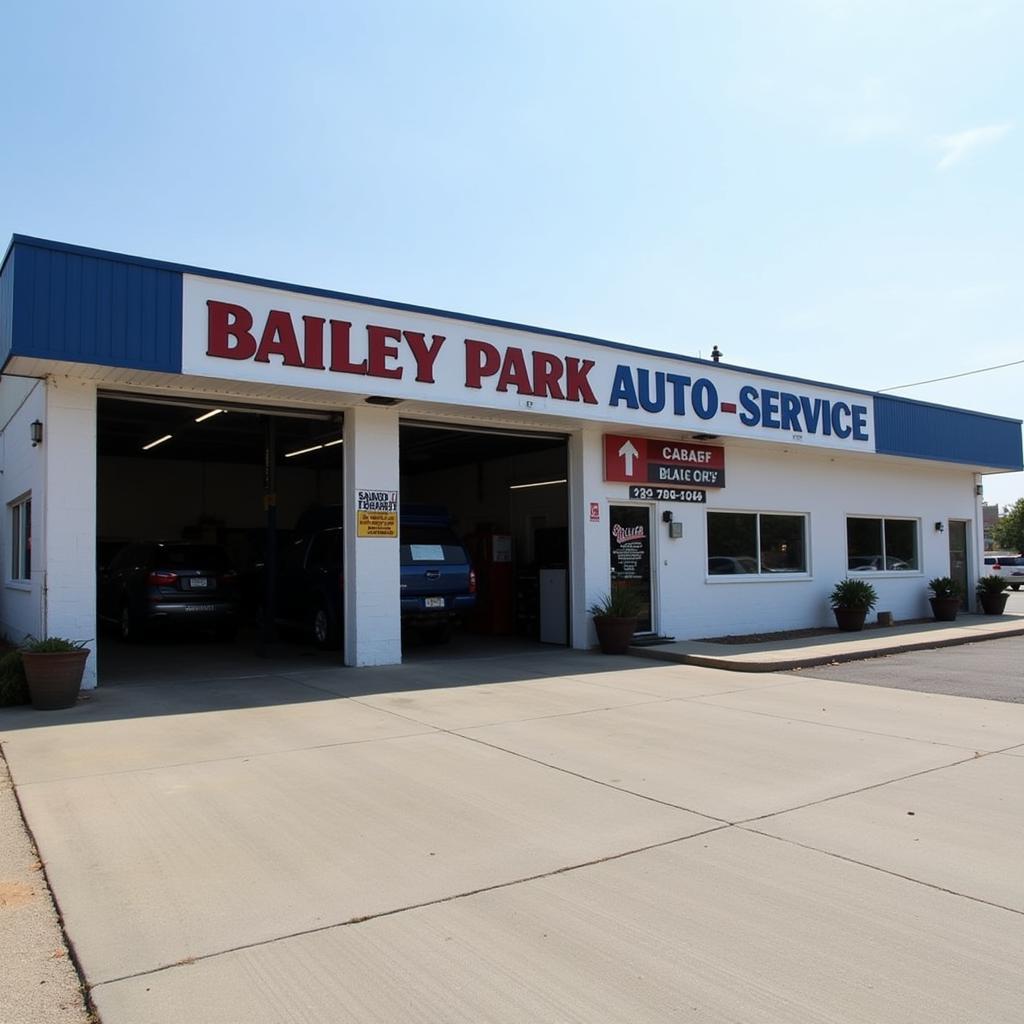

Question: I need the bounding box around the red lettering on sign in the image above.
[301,316,326,370]
[566,357,598,404]
[255,310,303,366]
[497,347,535,394]
[366,325,403,380]
[403,331,445,384]
[329,320,367,375]
[207,301,257,360]
[532,351,565,399]
[465,339,501,388]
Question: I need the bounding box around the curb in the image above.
[628,623,1024,673]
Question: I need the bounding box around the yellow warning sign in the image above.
[357,510,398,538]
[356,488,399,538]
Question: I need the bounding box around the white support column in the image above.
[568,427,608,650]
[342,405,402,666]
[43,377,98,688]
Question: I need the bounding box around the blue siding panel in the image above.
[874,395,1023,470]
[0,247,15,367]
[6,242,181,373]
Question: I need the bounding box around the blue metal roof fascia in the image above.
[7,239,182,374]
[1,235,905,402]
[874,395,1023,471]
[0,247,15,368]
[5,235,1022,435]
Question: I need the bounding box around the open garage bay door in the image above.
[399,420,570,654]
[96,393,346,681]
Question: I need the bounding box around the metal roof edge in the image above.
[5,235,1021,428]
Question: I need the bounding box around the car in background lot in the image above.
[708,555,759,575]
[271,506,476,647]
[982,553,1024,591]
[848,555,913,572]
[98,542,240,641]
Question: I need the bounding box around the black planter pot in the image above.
[593,616,638,654]
[833,607,868,632]
[929,596,960,622]
[978,591,1009,615]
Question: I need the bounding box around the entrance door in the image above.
[609,504,653,632]
[948,520,969,610]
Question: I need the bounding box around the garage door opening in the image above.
[96,394,345,682]
[399,421,570,658]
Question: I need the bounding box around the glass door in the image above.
[948,520,969,610]
[609,505,653,632]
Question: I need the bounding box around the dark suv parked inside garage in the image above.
[270,506,476,647]
[98,542,239,641]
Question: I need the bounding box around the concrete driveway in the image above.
[2,648,1023,1023]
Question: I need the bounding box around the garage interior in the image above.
[95,396,569,680]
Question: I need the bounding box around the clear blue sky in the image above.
[2,1,1021,504]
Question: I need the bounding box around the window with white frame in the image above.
[9,494,31,581]
[846,516,919,572]
[707,511,808,576]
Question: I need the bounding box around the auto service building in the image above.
[1,235,1021,688]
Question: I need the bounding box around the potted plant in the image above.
[977,575,1010,616]
[927,577,962,622]
[20,636,91,710]
[588,589,643,654]
[829,579,878,632]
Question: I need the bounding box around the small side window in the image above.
[8,495,31,582]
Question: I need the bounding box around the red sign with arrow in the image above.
[603,434,726,487]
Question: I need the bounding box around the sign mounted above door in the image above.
[603,434,726,488]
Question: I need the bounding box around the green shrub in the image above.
[928,577,962,599]
[829,578,878,611]
[588,589,644,618]
[21,636,90,653]
[0,650,28,706]
[976,575,1008,595]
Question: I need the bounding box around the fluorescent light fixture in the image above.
[285,443,324,458]
[323,438,344,447]
[142,434,173,451]
[195,409,225,423]
[509,478,567,490]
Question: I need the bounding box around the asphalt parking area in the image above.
[792,633,1024,703]
[2,648,1023,1023]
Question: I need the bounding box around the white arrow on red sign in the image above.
[618,439,639,477]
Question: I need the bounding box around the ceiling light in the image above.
[323,438,344,448]
[195,409,225,423]
[142,434,173,451]
[509,478,567,490]
[285,444,324,458]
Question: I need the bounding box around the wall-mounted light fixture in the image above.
[934,521,945,533]
[975,484,984,496]
[662,510,674,523]
[30,420,43,447]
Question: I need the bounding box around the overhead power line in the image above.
[878,357,1024,393]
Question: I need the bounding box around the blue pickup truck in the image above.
[272,505,476,647]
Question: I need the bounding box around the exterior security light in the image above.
[30,420,43,446]
[934,521,945,533]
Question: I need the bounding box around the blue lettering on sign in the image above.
[609,365,639,409]
[636,368,664,413]
[852,404,869,441]
[692,378,718,419]
[739,385,760,425]
[606,365,870,442]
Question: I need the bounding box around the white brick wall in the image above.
[342,406,401,666]
[0,378,46,646]
[42,378,98,687]
[573,429,981,642]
